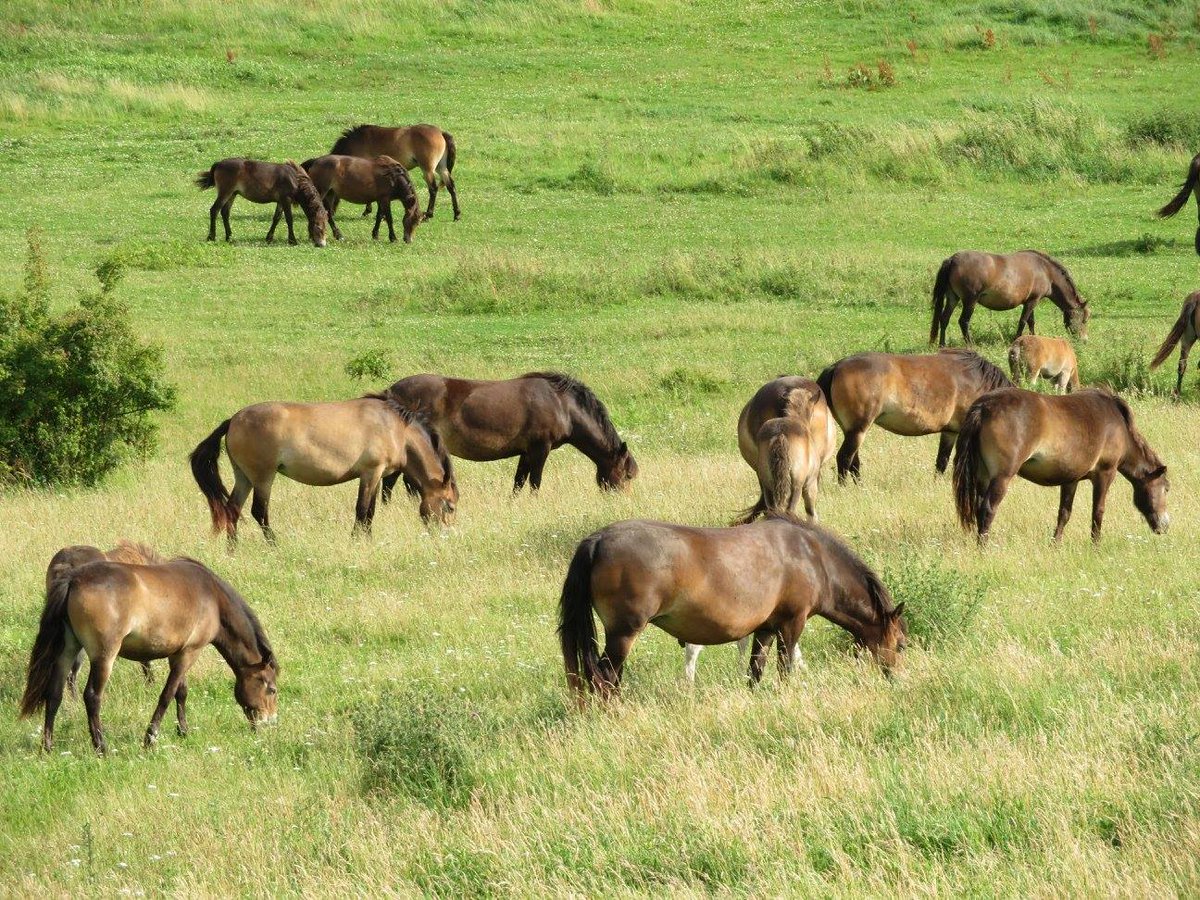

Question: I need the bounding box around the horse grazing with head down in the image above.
[953,388,1169,544]
[301,154,422,244]
[328,124,459,221]
[196,159,327,246]
[930,250,1089,346]
[1157,152,1200,255]
[1008,335,1080,393]
[1149,291,1200,396]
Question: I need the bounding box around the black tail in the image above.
[931,256,953,344]
[189,419,238,537]
[19,574,73,718]
[1150,298,1198,369]
[557,536,602,696]
[442,131,456,174]
[1158,153,1200,218]
[196,167,215,190]
[816,362,837,410]
[952,403,986,533]
[300,158,316,173]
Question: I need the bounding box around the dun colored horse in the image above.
[930,250,1089,346]
[382,372,637,498]
[817,349,1012,483]
[953,388,1169,544]
[1150,291,1200,396]
[559,514,906,702]
[1157,152,1200,255]
[301,155,422,243]
[196,159,328,246]
[1008,335,1080,393]
[20,555,277,753]
[190,395,456,542]
[328,124,460,221]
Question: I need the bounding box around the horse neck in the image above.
[403,427,444,487]
[815,571,887,647]
[564,399,618,466]
[1047,269,1080,313]
[211,588,264,672]
[1118,431,1158,481]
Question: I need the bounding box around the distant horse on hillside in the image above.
[196,159,327,246]
[301,154,422,243]
[327,124,460,221]
[1156,152,1200,255]
[1150,291,1200,396]
[1008,335,1080,393]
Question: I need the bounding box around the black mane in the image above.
[330,124,377,155]
[937,348,1013,390]
[362,393,454,479]
[523,371,622,451]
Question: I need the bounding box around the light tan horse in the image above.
[1008,335,1080,393]
[328,124,459,220]
[21,555,278,753]
[1150,291,1200,396]
[190,394,457,541]
[196,159,328,246]
[301,154,422,243]
[1157,152,1200,255]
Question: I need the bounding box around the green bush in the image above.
[883,553,987,646]
[344,348,392,382]
[0,229,176,486]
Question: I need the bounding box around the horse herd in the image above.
[16,144,1200,752]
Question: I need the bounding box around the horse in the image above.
[20,555,278,754]
[930,250,1089,347]
[558,514,907,703]
[953,388,1169,544]
[1149,291,1200,396]
[1008,335,1080,393]
[196,159,328,247]
[817,348,1012,484]
[1156,152,1200,255]
[381,372,637,498]
[327,124,459,221]
[301,154,422,244]
[190,394,457,542]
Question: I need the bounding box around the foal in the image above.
[1008,335,1080,393]
[302,154,422,243]
[196,159,328,246]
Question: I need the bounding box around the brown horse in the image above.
[1008,335,1080,393]
[301,155,422,244]
[20,555,277,753]
[817,349,1012,483]
[196,159,328,246]
[953,388,1169,544]
[930,250,1089,346]
[382,372,637,498]
[558,514,907,703]
[1156,152,1200,255]
[190,394,456,542]
[328,124,459,221]
[1150,291,1200,396]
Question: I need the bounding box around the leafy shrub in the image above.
[1085,348,1169,398]
[882,553,986,646]
[344,348,391,382]
[1126,109,1200,150]
[0,230,176,486]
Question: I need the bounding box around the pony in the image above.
[328,124,459,221]
[953,388,1168,544]
[1156,152,1200,255]
[1008,335,1080,393]
[301,154,422,244]
[930,250,1089,346]
[196,159,327,247]
[1149,291,1200,396]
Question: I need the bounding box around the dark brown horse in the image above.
[382,372,637,498]
[817,349,1012,483]
[196,159,328,246]
[558,514,907,703]
[21,555,277,753]
[930,250,1089,346]
[301,154,422,243]
[191,394,456,542]
[1157,152,1200,255]
[1150,291,1200,396]
[953,388,1169,544]
[328,124,459,221]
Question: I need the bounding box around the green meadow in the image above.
[1,0,1199,893]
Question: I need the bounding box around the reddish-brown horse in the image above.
[1157,152,1200,255]
[931,250,1089,346]
[197,159,328,246]
[953,388,1169,544]
[1008,335,1080,393]
[301,154,422,243]
[1150,291,1200,396]
[559,514,906,703]
[328,124,460,221]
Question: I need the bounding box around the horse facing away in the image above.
[559,514,907,704]
[301,155,422,244]
[817,349,1012,484]
[190,394,457,542]
[1157,152,1200,255]
[1008,335,1080,393]
[196,159,328,246]
[382,372,637,498]
[931,250,1089,346]
[328,124,460,221]
[21,555,278,753]
[1150,291,1200,396]
[953,388,1168,544]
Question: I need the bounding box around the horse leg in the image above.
[958,298,975,345]
[512,455,531,493]
[207,196,225,241]
[1090,469,1116,543]
[144,652,195,748]
[935,431,955,475]
[747,629,775,685]
[353,469,384,536]
[939,294,959,346]
[776,617,806,679]
[83,650,117,755]
[801,474,819,520]
[1175,336,1192,397]
[226,462,252,545]
[682,643,702,683]
[250,485,276,545]
[379,200,396,242]
[174,679,189,736]
[328,196,344,241]
[362,201,373,217]
[975,474,1013,546]
[440,166,461,220]
[596,624,641,699]
[282,201,298,245]
[1053,481,1078,543]
[380,471,402,504]
[67,649,84,698]
[1016,300,1036,337]
[220,198,234,241]
[266,203,283,243]
[836,428,866,485]
[422,168,438,220]
[41,637,78,752]
[372,204,385,240]
[527,443,553,492]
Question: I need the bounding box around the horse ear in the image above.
[618,441,628,455]
[1149,465,1167,480]
[892,602,906,619]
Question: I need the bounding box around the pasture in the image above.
[1,0,1199,893]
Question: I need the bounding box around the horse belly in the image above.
[875,402,943,436]
[1018,452,1088,486]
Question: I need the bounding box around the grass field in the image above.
[1,0,1200,894]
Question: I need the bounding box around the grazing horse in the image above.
[190,394,457,542]
[817,349,1012,484]
[328,124,460,221]
[20,555,278,753]
[1008,335,1080,393]
[196,159,328,246]
[382,372,637,498]
[1150,291,1200,396]
[559,515,907,703]
[301,155,422,244]
[953,388,1169,544]
[930,250,1089,346]
[1156,152,1200,255]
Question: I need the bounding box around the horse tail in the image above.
[1158,153,1200,218]
[1150,298,1197,369]
[195,167,215,190]
[952,403,986,533]
[815,362,837,409]
[1068,367,1080,392]
[189,419,239,536]
[442,131,456,174]
[558,535,602,695]
[1007,340,1023,382]
[300,158,316,173]
[763,430,794,513]
[930,256,953,344]
[19,573,73,718]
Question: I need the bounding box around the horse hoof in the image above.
[144,731,157,749]
[454,213,461,221]
[422,213,433,222]
[288,239,298,246]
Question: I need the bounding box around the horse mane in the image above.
[375,155,418,210]
[362,391,418,424]
[331,124,376,155]
[522,371,623,451]
[937,348,1013,390]
[1023,250,1084,309]
[361,393,455,480]
[208,566,276,667]
[107,541,165,566]
[1083,388,1163,468]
